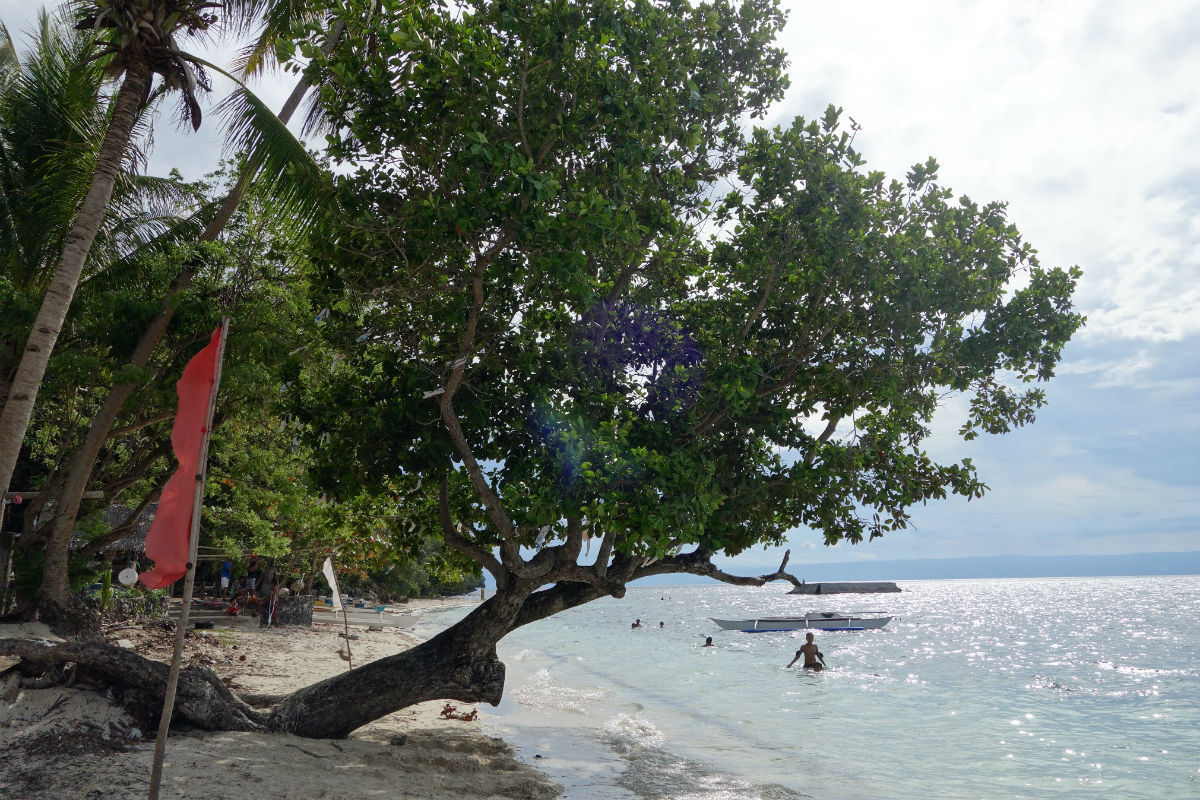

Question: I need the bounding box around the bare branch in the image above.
[82,484,163,558]
[108,409,175,439]
[631,548,804,591]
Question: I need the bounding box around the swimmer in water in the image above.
[786,632,826,671]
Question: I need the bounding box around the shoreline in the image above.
[0,594,562,800]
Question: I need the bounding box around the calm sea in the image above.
[416,577,1200,799]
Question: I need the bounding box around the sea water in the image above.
[416,577,1200,799]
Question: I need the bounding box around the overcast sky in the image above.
[3,1,1197,570]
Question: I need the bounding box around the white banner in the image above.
[321,557,343,610]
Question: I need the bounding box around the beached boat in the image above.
[710,612,892,632]
[312,604,422,628]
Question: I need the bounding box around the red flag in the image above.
[139,326,224,589]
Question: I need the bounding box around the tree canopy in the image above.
[1,0,1082,740]
[295,0,1082,599]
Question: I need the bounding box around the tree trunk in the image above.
[0,636,267,733]
[270,595,518,738]
[0,62,152,528]
[0,527,13,614]
[0,587,527,739]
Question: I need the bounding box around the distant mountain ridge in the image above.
[791,550,1200,582]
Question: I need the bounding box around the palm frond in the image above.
[0,23,18,91]
[78,203,215,296]
[0,11,110,287]
[299,70,335,140]
[115,173,197,219]
[220,0,280,39]
[199,56,329,231]
[233,0,327,78]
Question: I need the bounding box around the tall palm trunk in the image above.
[0,61,151,528]
[36,69,318,611]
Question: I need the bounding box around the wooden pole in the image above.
[342,609,353,670]
[146,319,229,800]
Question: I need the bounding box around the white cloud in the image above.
[775,0,1200,346]
[1058,351,1155,388]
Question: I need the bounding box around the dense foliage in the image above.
[291,0,1082,593]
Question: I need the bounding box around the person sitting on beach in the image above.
[632,619,643,629]
[702,636,714,647]
[786,632,826,670]
[440,703,478,721]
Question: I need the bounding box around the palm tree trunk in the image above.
[0,62,151,529]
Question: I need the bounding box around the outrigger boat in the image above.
[312,603,422,628]
[711,611,892,632]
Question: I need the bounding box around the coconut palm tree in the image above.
[28,1,355,625]
[0,0,272,536]
[0,12,197,391]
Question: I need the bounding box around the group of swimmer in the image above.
[635,620,829,670]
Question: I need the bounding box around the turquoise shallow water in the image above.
[420,576,1200,799]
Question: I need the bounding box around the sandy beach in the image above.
[0,597,561,800]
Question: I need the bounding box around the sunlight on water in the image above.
[472,576,1200,800]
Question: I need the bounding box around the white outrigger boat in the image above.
[312,603,422,628]
[711,611,892,632]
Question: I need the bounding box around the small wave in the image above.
[512,667,607,714]
[603,713,666,751]
[1099,662,1192,677]
[600,714,802,800]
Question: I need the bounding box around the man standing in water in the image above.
[786,632,826,671]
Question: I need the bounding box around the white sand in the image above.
[0,597,561,800]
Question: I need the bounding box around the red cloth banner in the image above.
[139,326,223,589]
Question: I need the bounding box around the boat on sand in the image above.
[312,603,422,628]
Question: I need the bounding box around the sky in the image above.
[2,1,1197,573]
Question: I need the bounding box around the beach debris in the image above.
[389,733,408,746]
[439,703,478,722]
[285,742,326,760]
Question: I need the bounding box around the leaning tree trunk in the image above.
[1,555,760,738]
[0,62,152,530]
[0,586,530,738]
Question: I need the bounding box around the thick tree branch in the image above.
[592,528,617,577]
[107,409,175,439]
[82,484,163,558]
[511,580,621,630]
[439,233,518,546]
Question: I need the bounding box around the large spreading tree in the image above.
[2,0,1082,740]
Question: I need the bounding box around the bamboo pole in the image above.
[146,319,229,800]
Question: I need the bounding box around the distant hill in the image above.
[790,551,1200,581]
